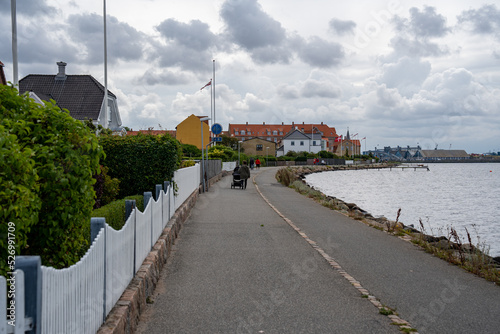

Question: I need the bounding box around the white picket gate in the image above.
[0,163,205,333]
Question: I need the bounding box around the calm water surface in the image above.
[305,163,500,257]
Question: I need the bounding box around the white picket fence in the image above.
[1,163,202,334]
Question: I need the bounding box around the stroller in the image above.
[231,171,244,189]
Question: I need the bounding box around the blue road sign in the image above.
[212,137,222,142]
[211,123,223,135]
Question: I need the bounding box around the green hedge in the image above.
[99,133,182,198]
[90,195,144,232]
[0,85,103,270]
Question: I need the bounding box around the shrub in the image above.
[93,165,120,209]
[0,85,103,269]
[99,133,181,198]
[90,195,144,232]
[208,145,235,161]
[181,143,201,157]
[0,126,41,277]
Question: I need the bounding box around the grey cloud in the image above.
[250,44,293,64]
[0,0,58,17]
[298,36,344,68]
[329,18,356,35]
[156,19,216,50]
[277,84,300,99]
[67,13,145,64]
[152,43,213,72]
[301,79,341,98]
[379,57,431,97]
[390,6,450,58]
[407,6,450,37]
[457,4,500,35]
[220,0,286,50]
[138,69,192,86]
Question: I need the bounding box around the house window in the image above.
[274,138,277,142]
[291,141,295,146]
[313,141,316,146]
[256,144,263,151]
[273,130,277,135]
[267,131,271,135]
[300,141,304,146]
[235,131,239,135]
[241,130,245,135]
[267,137,271,141]
[279,131,283,135]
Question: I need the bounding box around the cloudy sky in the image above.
[1,0,500,153]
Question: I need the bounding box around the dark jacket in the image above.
[239,165,250,179]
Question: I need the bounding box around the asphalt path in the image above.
[136,167,500,334]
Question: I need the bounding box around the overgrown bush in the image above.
[181,143,201,157]
[99,133,181,198]
[90,195,144,232]
[208,145,235,161]
[275,167,297,186]
[0,85,103,270]
[0,126,41,277]
[93,165,120,209]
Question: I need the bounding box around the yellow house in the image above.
[176,114,210,149]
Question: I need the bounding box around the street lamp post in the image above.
[200,117,211,192]
[266,147,269,167]
[238,141,242,166]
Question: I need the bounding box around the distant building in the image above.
[241,137,276,157]
[229,121,338,152]
[331,130,361,156]
[19,62,122,130]
[0,60,7,85]
[278,128,325,156]
[419,150,469,161]
[365,146,469,161]
[175,114,210,150]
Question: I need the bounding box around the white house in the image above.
[278,129,325,156]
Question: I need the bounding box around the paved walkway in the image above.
[136,167,500,334]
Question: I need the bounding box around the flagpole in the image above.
[103,0,109,128]
[212,59,215,125]
[11,0,18,86]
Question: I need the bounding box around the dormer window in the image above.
[241,130,246,135]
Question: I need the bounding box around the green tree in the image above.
[219,134,239,150]
[181,143,201,157]
[0,85,104,269]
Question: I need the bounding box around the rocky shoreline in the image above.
[278,164,500,271]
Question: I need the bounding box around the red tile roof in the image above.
[229,122,337,138]
[126,130,176,137]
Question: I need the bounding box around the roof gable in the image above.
[282,129,310,140]
[19,74,116,121]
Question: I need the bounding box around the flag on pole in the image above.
[334,136,342,142]
[361,137,366,140]
[200,80,211,90]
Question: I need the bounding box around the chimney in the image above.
[246,122,248,125]
[321,122,323,125]
[282,122,284,125]
[263,122,265,125]
[55,61,67,81]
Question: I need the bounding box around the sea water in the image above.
[305,163,500,257]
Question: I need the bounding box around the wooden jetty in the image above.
[388,164,430,171]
